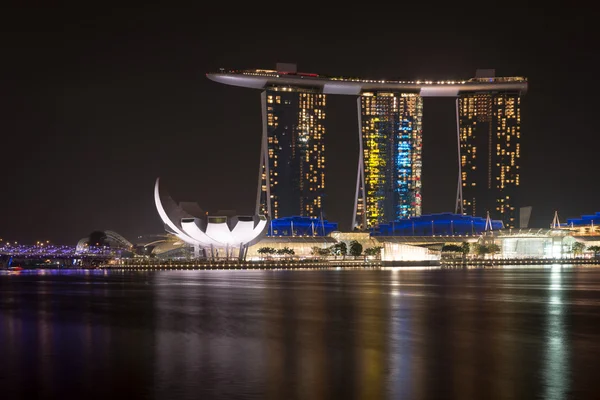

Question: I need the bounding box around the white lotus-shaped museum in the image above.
[154,178,268,258]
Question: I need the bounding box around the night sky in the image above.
[1,5,596,244]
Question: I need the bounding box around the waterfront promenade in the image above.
[97,257,599,271]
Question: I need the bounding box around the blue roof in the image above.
[371,213,503,236]
[566,212,600,226]
[268,216,338,237]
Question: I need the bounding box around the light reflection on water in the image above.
[544,265,569,400]
[1,266,600,399]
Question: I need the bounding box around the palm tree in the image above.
[572,242,586,257]
[279,246,295,259]
[487,243,500,259]
[330,242,348,259]
[460,242,470,258]
[441,244,462,252]
[441,244,462,260]
[473,243,489,258]
[257,247,277,260]
[587,245,600,258]
[364,246,383,260]
[339,242,347,259]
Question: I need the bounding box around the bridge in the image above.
[0,243,123,269]
[0,243,120,258]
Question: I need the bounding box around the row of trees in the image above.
[441,242,500,258]
[257,241,384,260]
[572,243,600,257]
[587,245,600,256]
[257,247,295,258]
[312,241,383,259]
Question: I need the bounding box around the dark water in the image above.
[1,266,600,400]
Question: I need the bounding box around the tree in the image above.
[276,247,295,258]
[473,243,489,258]
[339,242,347,257]
[587,245,600,257]
[257,247,269,255]
[487,243,501,258]
[318,247,330,256]
[441,244,462,253]
[572,242,586,257]
[460,242,470,256]
[364,246,383,259]
[330,242,347,258]
[257,247,277,259]
[349,240,363,257]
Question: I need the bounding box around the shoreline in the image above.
[3,258,599,272]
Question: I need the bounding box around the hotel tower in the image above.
[259,84,326,219]
[457,70,525,228]
[353,92,423,230]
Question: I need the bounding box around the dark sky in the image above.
[0,5,596,244]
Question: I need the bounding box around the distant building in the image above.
[371,213,503,236]
[353,92,423,229]
[267,216,337,237]
[458,69,527,228]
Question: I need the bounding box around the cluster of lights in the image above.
[226,70,527,88]
[0,243,118,257]
[358,93,422,229]
[100,259,382,270]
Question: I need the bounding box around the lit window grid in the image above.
[359,93,423,228]
[459,93,521,228]
[261,89,326,219]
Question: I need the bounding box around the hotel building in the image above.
[354,92,423,229]
[207,66,527,228]
[458,70,524,228]
[260,86,326,219]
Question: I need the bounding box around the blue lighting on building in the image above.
[565,212,600,227]
[370,213,503,236]
[267,216,338,237]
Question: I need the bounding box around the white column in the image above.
[353,96,367,230]
[455,97,464,215]
[256,90,272,218]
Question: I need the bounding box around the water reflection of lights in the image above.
[391,269,400,296]
[382,266,440,271]
[544,265,569,399]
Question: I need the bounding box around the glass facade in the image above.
[258,87,326,219]
[355,92,423,229]
[459,92,521,228]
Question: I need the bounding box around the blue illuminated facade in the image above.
[267,216,338,237]
[353,92,423,230]
[565,212,600,227]
[371,213,503,236]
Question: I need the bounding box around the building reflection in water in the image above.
[354,270,388,400]
[386,268,418,398]
[152,271,285,398]
[1,267,597,399]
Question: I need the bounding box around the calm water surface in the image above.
[1,266,600,399]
